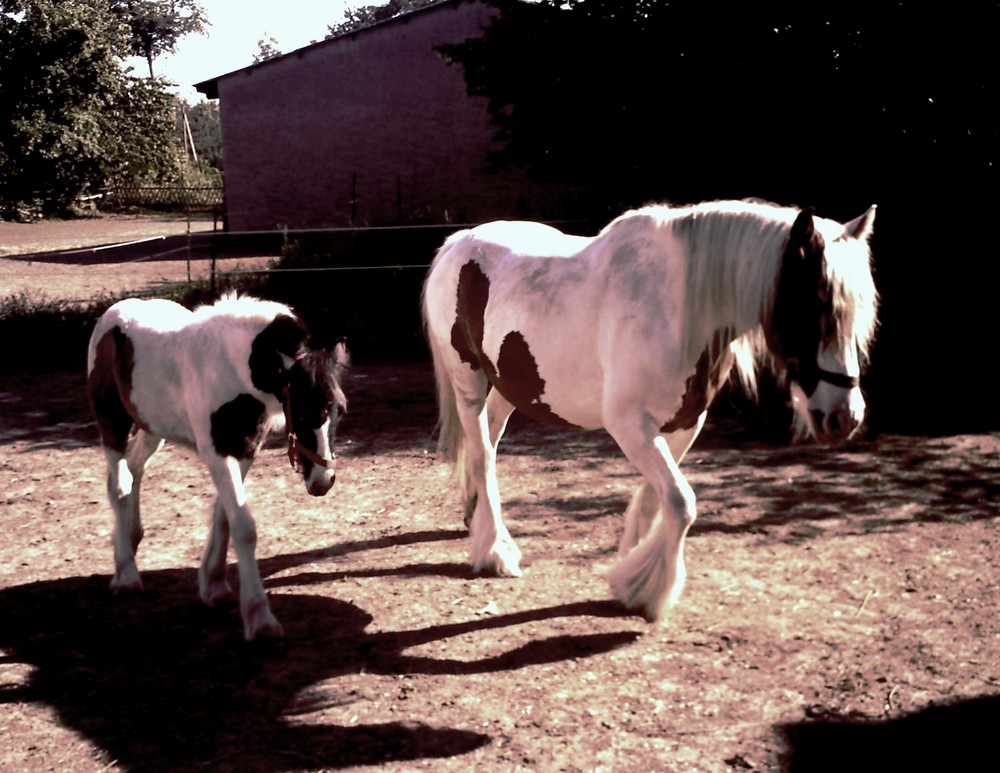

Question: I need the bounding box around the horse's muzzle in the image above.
[811,407,860,442]
[307,471,335,497]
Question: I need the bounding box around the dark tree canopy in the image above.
[443,0,997,220]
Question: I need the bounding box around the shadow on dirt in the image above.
[777,694,1000,772]
[0,531,638,771]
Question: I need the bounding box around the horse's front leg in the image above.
[204,454,281,640]
[199,458,253,606]
[606,412,698,622]
[618,416,706,556]
[456,394,522,577]
[199,499,232,606]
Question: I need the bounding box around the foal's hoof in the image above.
[243,601,284,641]
[110,565,143,593]
[245,618,284,642]
[199,579,235,608]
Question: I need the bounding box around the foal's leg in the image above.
[453,377,522,577]
[204,454,281,640]
[462,389,516,527]
[605,411,698,622]
[618,416,706,555]
[199,458,252,606]
[106,430,164,591]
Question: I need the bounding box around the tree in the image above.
[442,0,998,218]
[326,0,436,37]
[110,0,208,78]
[0,0,178,216]
[182,98,222,171]
[253,35,281,64]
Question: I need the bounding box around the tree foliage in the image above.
[110,0,208,77]
[0,0,181,217]
[326,0,437,37]
[443,0,998,219]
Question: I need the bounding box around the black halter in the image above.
[786,358,860,395]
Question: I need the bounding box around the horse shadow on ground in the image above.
[777,694,1000,772]
[0,532,638,772]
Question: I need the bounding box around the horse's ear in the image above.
[788,207,818,259]
[331,337,350,369]
[843,205,877,241]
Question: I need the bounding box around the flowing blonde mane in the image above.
[609,200,877,393]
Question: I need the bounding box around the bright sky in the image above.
[124,1,356,103]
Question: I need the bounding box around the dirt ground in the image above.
[0,217,997,772]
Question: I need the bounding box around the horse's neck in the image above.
[676,209,787,366]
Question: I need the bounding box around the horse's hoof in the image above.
[244,618,284,641]
[473,546,523,578]
[243,600,284,641]
[110,566,143,593]
[199,580,234,607]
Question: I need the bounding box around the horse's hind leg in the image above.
[106,429,163,591]
[462,388,516,527]
[453,379,522,577]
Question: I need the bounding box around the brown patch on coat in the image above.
[88,327,147,453]
[450,260,491,369]
[660,328,736,433]
[491,331,578,429]
[450,260,577,428]
[211,393,268,460]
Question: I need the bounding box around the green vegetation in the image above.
[0,0,213,219]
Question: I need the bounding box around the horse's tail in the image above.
[421,234,467,470]
[426,332,465,468]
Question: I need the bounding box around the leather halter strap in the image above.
[282,359,336,472]
[787,358,860,392]
[815,368,860,389]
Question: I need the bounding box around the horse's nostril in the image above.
[811,410,824,429]
[828,411,841,432]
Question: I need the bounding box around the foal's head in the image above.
[766,206,878,441]
[283,339,350,496]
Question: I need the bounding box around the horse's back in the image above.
[454,220,592,260]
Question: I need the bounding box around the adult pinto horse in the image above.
[87,295,349,640]
[423,200,877,622]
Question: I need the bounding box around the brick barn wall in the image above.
[214,0,561,232]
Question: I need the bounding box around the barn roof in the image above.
[194,0,486,100]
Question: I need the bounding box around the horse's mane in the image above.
[605,200,876,393]
[192,294,296,328]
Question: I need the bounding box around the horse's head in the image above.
[766,206,878,441]
[282,339,350,496]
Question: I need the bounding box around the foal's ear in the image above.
[843,204,877,241]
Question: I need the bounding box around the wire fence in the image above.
[102,186,224,212]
